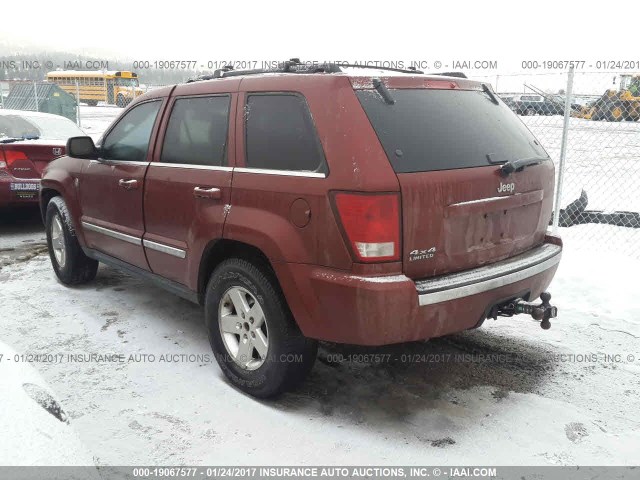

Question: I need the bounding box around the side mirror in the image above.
[66,136,98,159]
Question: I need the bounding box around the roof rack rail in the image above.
[186,59,426,82]
[431,71,468,78]
[332,63,424,75]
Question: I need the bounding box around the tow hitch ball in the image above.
[494,292,558,330]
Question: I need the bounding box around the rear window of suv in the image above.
[356,88,548,173]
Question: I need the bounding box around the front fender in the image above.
[40,156,87,246]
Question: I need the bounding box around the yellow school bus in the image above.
[46,70,145,107]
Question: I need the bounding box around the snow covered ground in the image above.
[0,216,638,466]
[0,104,638,467]
[522,115,640,257]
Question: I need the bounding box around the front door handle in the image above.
[194,187,222,199]
[118,179,139,190]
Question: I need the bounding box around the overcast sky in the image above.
[1,1,629,64]
[0,0,633,94]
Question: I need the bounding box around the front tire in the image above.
[116,94,126,108]
[205,258,317,398]
[45,197,98,285]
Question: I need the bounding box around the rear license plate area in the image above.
[10,182,40,199]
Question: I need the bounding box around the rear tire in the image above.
[45,196,98,285]
[205,258,317,398]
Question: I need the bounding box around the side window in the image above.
[245,94,326,173]
[101,101,161,162]
[161,96,230,166]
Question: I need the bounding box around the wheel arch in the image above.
[39,187,60,223]
[197,238,276,305]
[39,174,86,246]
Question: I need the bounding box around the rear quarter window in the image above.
[245,93,326,173]
[356,88,548,173]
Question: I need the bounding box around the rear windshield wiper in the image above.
[372,78,395,105]
[499,156,546,177]
[0,135,40,144]
[482,84,500,105]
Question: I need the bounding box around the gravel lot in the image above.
[1,210,638,466]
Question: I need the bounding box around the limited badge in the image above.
[409,247,436,262]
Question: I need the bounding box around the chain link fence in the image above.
[473,70,640,257]
[0,79,165,139]
[2,71,639,256]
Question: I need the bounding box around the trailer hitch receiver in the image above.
[495,292,558,329]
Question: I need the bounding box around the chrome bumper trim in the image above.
[416,244,562,306]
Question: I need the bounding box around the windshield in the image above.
[115,78,139,87]
[0,114,84,140]
[356,88,548,173]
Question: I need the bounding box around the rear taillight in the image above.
[3,149,29,166]
[332,192,401,263]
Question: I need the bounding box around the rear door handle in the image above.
[193,187,222,199]
[118,179,139,190]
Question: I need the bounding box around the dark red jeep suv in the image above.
[40,62,562,397]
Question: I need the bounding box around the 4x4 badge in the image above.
[53,148,62,156]
[409,247,436,262]
[497,182,515,194]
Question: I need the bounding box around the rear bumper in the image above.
[0,177,40,207]
[275,238,562,345]
[416,243,561,306]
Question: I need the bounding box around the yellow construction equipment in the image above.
[573,74,640,121]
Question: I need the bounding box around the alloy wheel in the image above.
[50,214,66,268]
[218,286,269,370]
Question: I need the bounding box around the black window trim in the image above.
[157,93,232,169]
[97,98,164,164]
[243,91,329,178]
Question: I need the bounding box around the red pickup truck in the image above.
[40,62,561,397]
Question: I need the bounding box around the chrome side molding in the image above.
[81,221,186,259]
[234,167,326,178]
[81,221,141,246]
[143,239,186,259]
